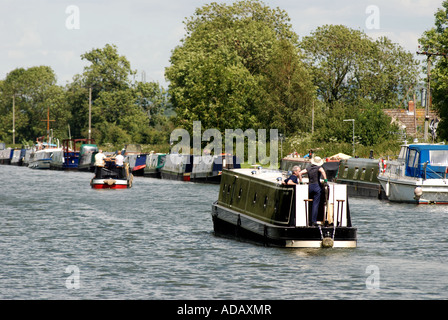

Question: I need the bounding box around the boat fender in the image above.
[322,237,334,248]
[414,187,423,199]
[105,179,116,185]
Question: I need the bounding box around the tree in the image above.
[165,0,315,134]
[81,43,136,94]
[419,1,448,140]
[0,66,70,143]
[66,44,170,145]
[301,25,419,107]
[260,39,315,135]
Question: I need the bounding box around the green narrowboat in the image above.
[336,158,387,200]
[144,153,166,178]
[211,168,357,248]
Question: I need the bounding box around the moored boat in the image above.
[336,157,387,200]
[211,168,357,248]
[191,154,241,184]
[0,147,13,165]
[132,153,147,176]
[28,138,62,170]
[143,153,166,178]
[11,149,28,166]
[77,143,98,172]
[378,143,448,204]
[161,154,193,181]
[90,160,133,189]
[50,139,96,171]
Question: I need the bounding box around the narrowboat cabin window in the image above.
[353,167,359,180]
[253,192,257,204]
[238,187,243,199]
[360,168,366,180]
[370,168,375,181]
[343,166,349,178]
[429,150,448,166]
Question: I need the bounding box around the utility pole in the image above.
[12,94,15,145]
[343,119,355,157]
[311,101,315,134]
[89,86,92,140]
[416,49,447,141]
[41,107,55,143]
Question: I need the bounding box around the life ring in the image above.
[379,158,387,173]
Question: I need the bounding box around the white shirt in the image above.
[115,154,124,166]
[94,153,106,166]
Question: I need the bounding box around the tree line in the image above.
[1,0,445,156]
[0,44,172,149]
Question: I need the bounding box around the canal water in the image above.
[1,164,448,300]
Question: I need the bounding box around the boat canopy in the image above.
[80,144,98,155]
[405,144,448,179]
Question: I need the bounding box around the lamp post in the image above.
[343,119,355,156]
[279,133,284,159]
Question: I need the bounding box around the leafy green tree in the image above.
[354,100,399,146]
[260,39,315,135]
[165,0,315,134]
[66,44,170,145]
[0,66,70,144]
[312,100,398,150]
[301,25,419,107]
[419,1,448,140]
[81,44,136,94]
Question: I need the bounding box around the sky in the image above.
[0,0,444,88]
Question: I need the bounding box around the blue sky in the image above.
[0,0,443,88]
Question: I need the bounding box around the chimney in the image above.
[408,100,415,115]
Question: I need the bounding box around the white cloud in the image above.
[7,50,27,60]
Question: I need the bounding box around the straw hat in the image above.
[310,156,324,166]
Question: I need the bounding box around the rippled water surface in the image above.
[1,165,448,299]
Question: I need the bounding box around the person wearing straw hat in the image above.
[298,156,328,226]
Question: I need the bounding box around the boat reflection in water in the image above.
[378,143,448,204]
[90,160,133,189]
[212,168,357,248]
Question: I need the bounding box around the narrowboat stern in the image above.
[211,168,357,248]
[90,161,133,189]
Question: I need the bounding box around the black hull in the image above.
[143,171,162,179]
[78,165,95,172]
[132,168,145,176]
[190,175,221,184]
[160,172,191,181]
[49,165,79,171]
[338,180,387,200]
[212,202,357,248]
